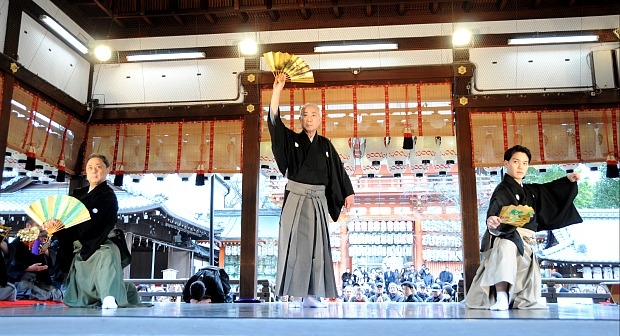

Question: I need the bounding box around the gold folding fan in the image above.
[16,226,41,249]
[26,195,91,236]
[499,205,534,227]
[0,223,11,241]
[263,51,315,83]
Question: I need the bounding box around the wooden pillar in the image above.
[452,49,480,294]
[0,0,23,176]
[238,58,261,301]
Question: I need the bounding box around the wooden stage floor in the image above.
[1,301,618,335]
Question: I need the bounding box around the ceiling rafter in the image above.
[497,0,508,11]
[46,0,619,40]
[93,0,124,28]
[365,5,376,17]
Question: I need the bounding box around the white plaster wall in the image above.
[0,0,8,53]
[17,13,90,103]
[470,43,620,94]
[92,58,244,106]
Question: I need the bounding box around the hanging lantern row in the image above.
[349,244,411,258]
[420,220,461,233]
[422,248,462,262]
[422,234,462,248]
[347,220,414,232]
[348,232,413,245]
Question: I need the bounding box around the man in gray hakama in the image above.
[268,73,355,307]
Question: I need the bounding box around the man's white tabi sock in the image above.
[490,291,509,311]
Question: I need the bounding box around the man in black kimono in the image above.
[465,145,582,310]
[268,73,355,308]
[57,153,145,309]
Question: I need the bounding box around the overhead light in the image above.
[507,35,599,45]
[126,52,206,62]
[238,39,258,56]
[94,45,112,62]
[314,43,398,53]
[40,15,89,54]
[452,29,472,47]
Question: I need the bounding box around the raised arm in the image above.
[269,73,287,121]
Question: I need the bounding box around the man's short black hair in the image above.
[504,145,532,162]
[189,280,206,300]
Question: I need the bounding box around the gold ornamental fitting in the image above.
[459,97,469,105]
[458,66,467,75]
[247,74,256,82]
[246,104,255,113]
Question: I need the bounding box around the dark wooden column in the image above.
[452,49,480,294]
[238,58,261,301]
[0,0,23,177]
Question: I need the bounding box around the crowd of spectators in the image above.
[337,265,460,303]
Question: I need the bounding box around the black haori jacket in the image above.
[480,175,582,256]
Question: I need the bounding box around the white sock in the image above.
[490,291,509,311]
[303,296,327,308]
[102,296,118,309]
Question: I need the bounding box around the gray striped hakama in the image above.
[276,180,338,298]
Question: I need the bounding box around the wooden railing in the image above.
[126,278,273,301]
[541,278,615,303]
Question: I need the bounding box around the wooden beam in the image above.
[237,12,249,23]
[205,13,218,24]
[497,0,508,11]
[268,10,280,22]
[299,8,311,20]
[93,0,124,28]
[397,3,407,15]
[462,1,472,12]
[533,0,543,9]
[173,14,184,25]
[332,6,342,18]
[365,5,376,17]
[430,1,440,14]
[456,90,620,110]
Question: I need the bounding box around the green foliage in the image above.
[524,164,617,209]
[591,166,620,209]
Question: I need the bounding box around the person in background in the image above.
[269,73,355,308]
[57,153,146,309]
[5,227,63,302]
[351,287,368,302]
[341,285,354,302]
[419,264,434,286]
[387,282,404,302]
[417,283,429,301]
[465,145,582,311]
[550,272,569,293]
[368,283,389,302]
[341,268,352,288]
[426,284,446,302]
[439,266,453,284]
[0,240,16,301]
[402,281,423,302]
